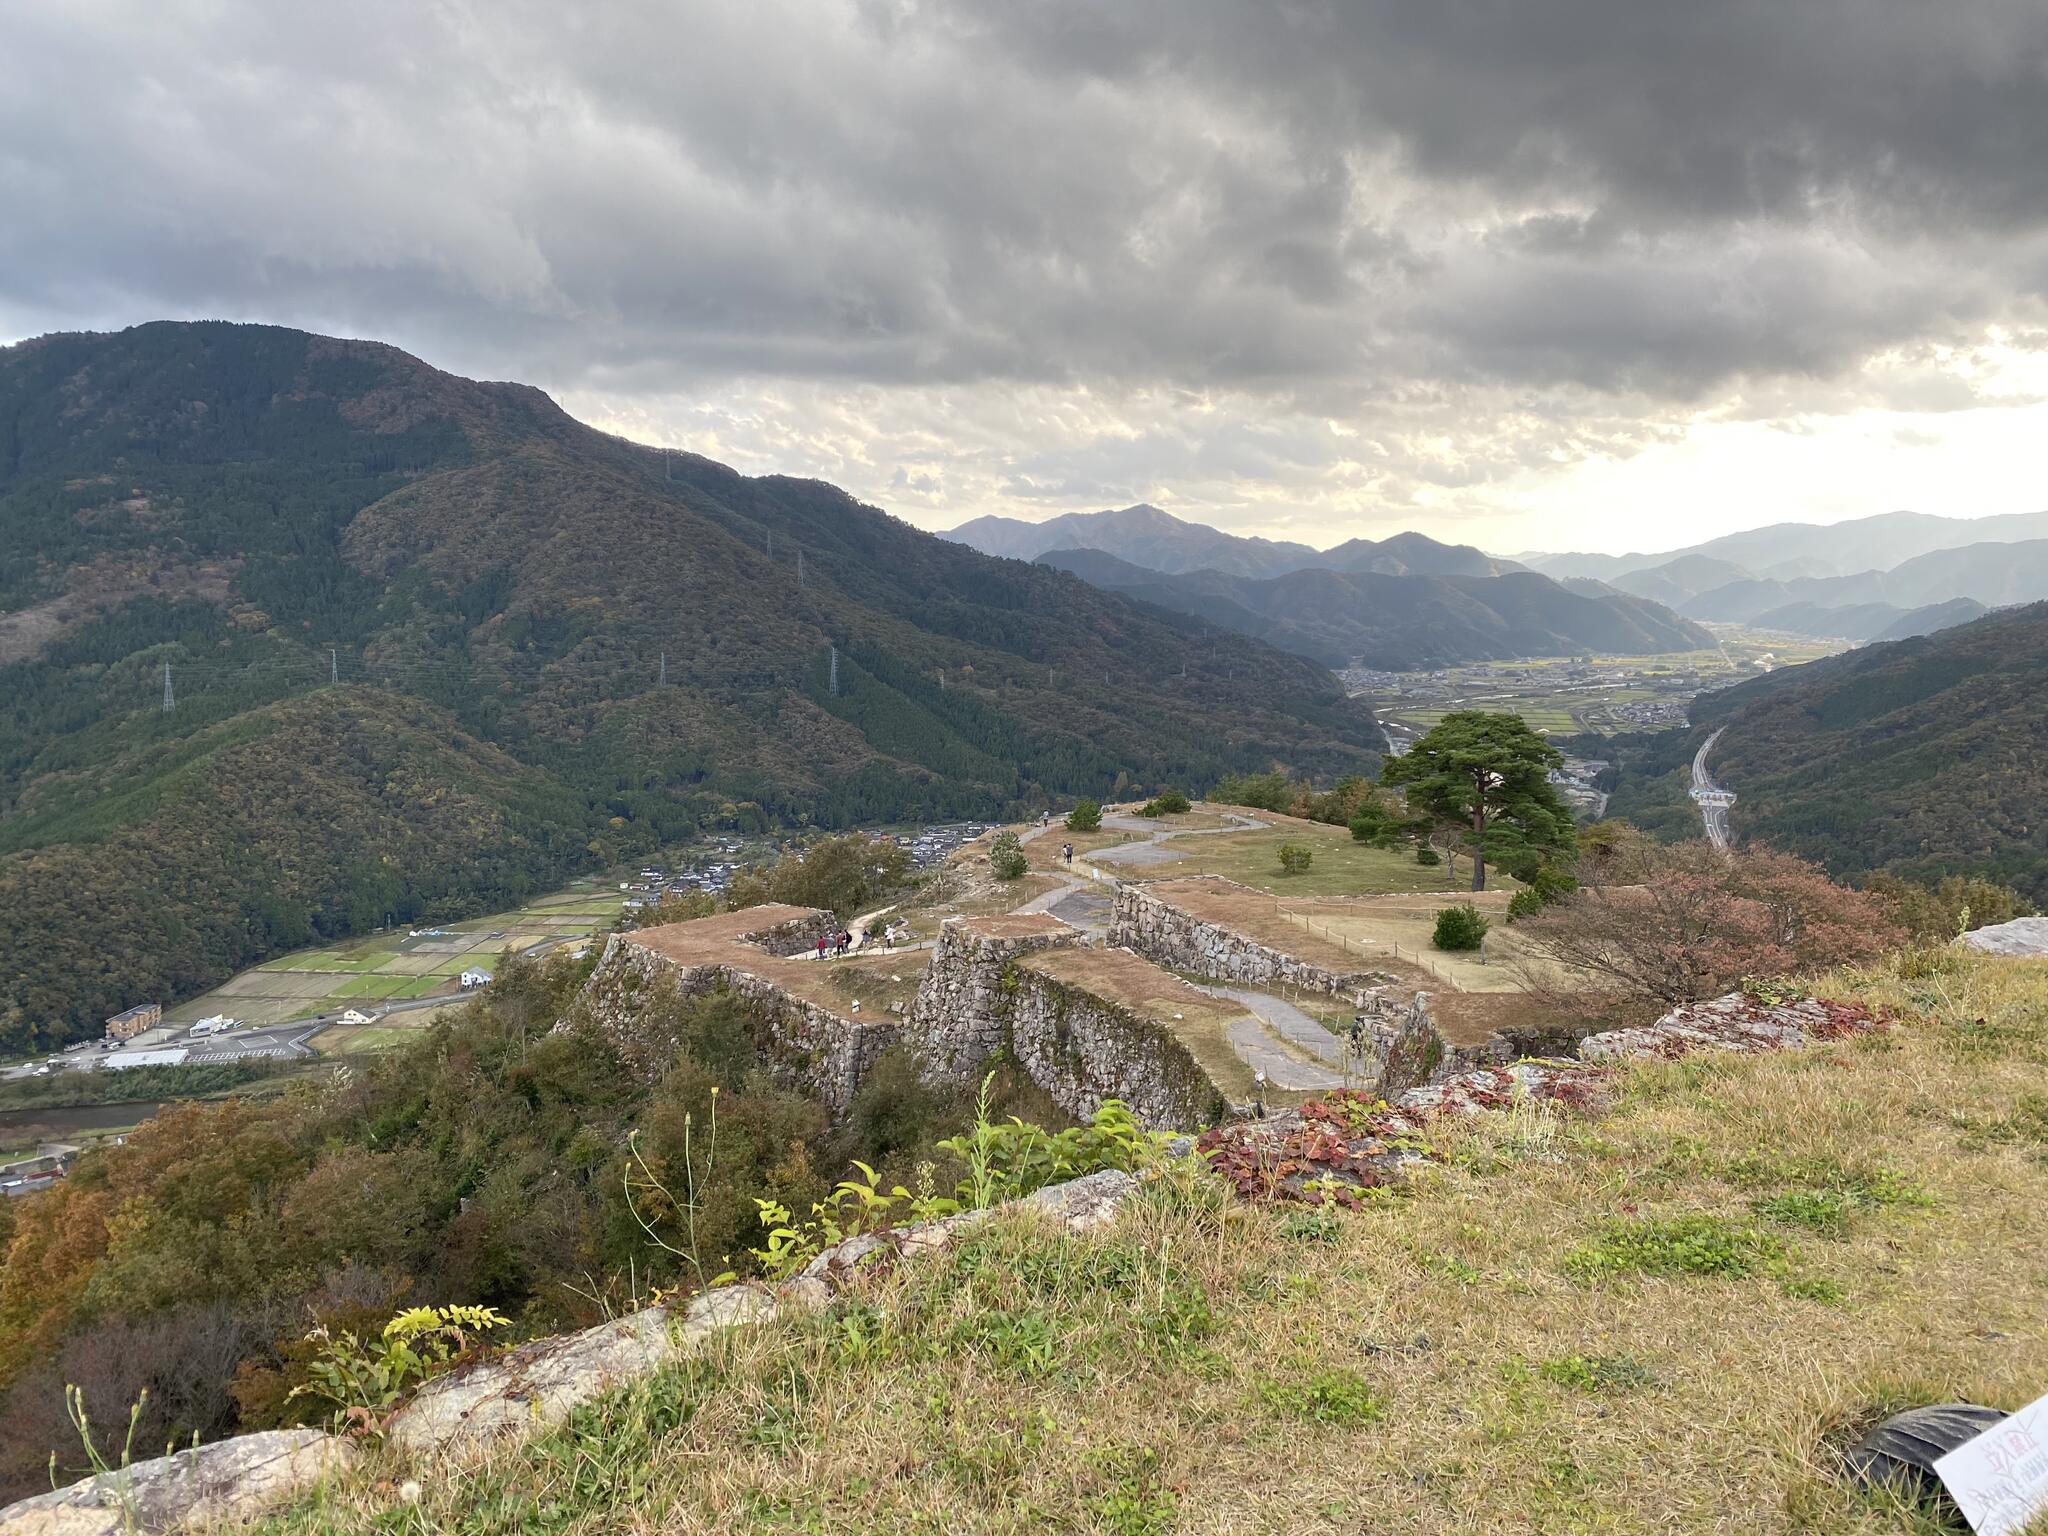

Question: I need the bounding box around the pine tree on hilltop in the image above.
[1383,711,1575,891]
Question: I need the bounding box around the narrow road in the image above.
[1200,984,1350,1090]
[1689,727,1734,849]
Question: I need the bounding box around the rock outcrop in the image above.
[0,1430,355,1536]
[1957,915,2048,957]
[389,1285,777,1457]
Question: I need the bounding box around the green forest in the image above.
[1593,602,2048,900]
[0,323,1385,1049]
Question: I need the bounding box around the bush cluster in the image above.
[1432,903,1490,951]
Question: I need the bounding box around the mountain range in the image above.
[1600,601,2048,900]
[1032,547,1710,669]
[945,504,1517,580]
[0,322,1382,1048]
[1524,509,2048,585]
[946,505,1707,667]
[1518,510,2048,644]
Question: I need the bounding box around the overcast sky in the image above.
[6,1,2047,554]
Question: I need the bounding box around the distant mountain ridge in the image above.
[1033,547,1711,669]
[1526,509,2048,584]
[943,503,1517,580]
[1520,511,2048,645]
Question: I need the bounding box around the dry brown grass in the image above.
[255,949,2048,1536]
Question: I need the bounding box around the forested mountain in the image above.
[1034,549,1710,668]
[1601,603,2048,899]
[1608,554,1754,607]
[943,504,1516,581]
[1678,539,2048,624]
[1747,596,1988,643]
[942,503,1323,577]
[0,323,1381,1048]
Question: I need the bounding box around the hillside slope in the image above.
[1606,603,2048,897]
[1036,550,1710,668]
[0,323,1382,1046]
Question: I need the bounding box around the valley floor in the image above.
[255,946,2048,1536]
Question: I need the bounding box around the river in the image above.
[0,1099,168,1149]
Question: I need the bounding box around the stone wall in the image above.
[902,915,1222,1129]
[575,933,896,1115]
[743,910,841,957]
[1003,967,1229,1129]
[1110,881,1390,1001]
[904,916,1087,1082]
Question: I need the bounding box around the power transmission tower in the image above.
[162,661,174,711]
[330,648,339,684]
[664,448,673,482]
[659,650,668,686]
[797,549,806,586]
[828,645,839,696]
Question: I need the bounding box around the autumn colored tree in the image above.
[1517,842,1902,1007]
[1381,712,1575,891]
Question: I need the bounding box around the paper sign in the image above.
[1937,1392,2048,1535]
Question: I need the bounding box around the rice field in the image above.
[159,882,626,1040]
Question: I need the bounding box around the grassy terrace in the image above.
[259,948,2048,1536]
[1130,812,1468,899]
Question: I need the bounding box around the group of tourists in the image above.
[812,929,857,960]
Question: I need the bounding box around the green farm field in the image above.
[159,882,626,1040]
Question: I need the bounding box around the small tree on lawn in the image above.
[1382,712,1576,892]
[988,831,1028,881]
[1277,843,1313,876]
[1066,799,1103,832]
[1433,904,1490,952]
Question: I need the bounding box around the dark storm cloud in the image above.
[3,0,2045,415]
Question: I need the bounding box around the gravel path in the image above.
[1201,985,1350,1067]
[1225,1018,1346,1090]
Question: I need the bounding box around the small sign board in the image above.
[1937,1392,2048,1535]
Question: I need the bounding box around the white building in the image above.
[460,969,493,989]
[106,1047,189,1070]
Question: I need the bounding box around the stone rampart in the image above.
[904,914,1086,1081]
[576,931,895,1114]
[902,914,1223,1128]
[1110,880,1389,1001]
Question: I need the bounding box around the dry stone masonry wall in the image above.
[1111,880,1390,1001]
[1000,964,1228,1129]
[904,916,1087,1082]
[576,929,896,1114]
